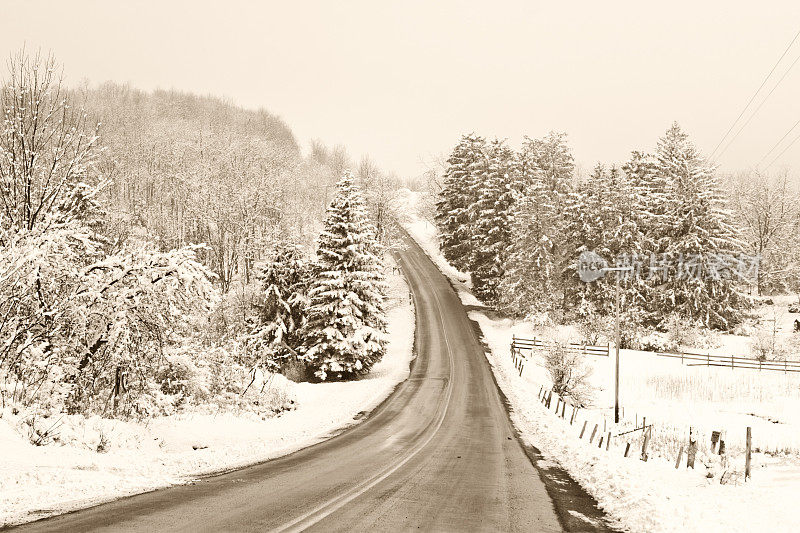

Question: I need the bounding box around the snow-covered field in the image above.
[0,262,415,528]
[396,188,800,533]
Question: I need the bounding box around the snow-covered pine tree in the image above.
[304,172,388,381]
[651,123,746,329]
[560,164,610,311]
[620,150,664,326]
[519,131,574,196]
[248,243,311,374]
[434,133,487,265]
[499,133,574,317]
[622,151,663,252]
[468,140,519,303]
[560,164,648,338]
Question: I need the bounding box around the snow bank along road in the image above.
[8,232,608,532]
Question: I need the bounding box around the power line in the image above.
[714,50,800,162]
[764,127,800,170]
[758,117,800,166]
[709,27,800,160]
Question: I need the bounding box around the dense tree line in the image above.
[435,124,795,339]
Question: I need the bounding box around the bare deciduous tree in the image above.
[0,49,100,235]
[728,170,800,295]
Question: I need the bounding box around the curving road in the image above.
[10,231,609,532]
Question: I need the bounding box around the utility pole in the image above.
[614,274,621,424]
[605,266,630,424]
[577,251,630,426]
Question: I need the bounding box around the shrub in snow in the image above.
[637,331,676,353]
[542,333,594,406]
[303,173,388,381]
[166,342,297,417]
[575,311,610,346]
[748,327,800,361]
[658,313,719,351]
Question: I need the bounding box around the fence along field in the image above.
[510,334,800,480]
[512,335,800,374]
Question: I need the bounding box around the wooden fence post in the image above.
[624,442,631,457]
[745,427,752,481]
[590,423,599,443]
[561,401,567,419]
[570,407,578,425]
[675,445,684,469]
[579,421,588,439]
[598,436,604,448]
[641,427,651,461]
[606,432,611,450]
[687,428,697,469]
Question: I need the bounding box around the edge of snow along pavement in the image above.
[0,260,416,528]
[397,208,800,533]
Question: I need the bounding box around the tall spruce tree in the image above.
[560,164,648,333]
[304,173,387,381]
[434,134,487,266]
[499,133,574,317]
[500,181,558,316]
[651,123,746,329]
[468,139,519,303]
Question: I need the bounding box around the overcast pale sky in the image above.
[3,0,800,179]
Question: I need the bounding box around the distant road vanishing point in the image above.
[10,230,611,533]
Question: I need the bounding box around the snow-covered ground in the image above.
[0,262,415,527]
[396,187,800,533]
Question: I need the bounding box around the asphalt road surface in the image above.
[10,231,611,532]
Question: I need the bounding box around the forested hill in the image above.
[79,83,349,290]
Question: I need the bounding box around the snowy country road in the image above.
[10,231,606,532]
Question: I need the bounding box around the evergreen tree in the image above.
[560,164,648,333]
[500,183,558,316]
[499,133,574,317]
[468,140,519,303]
[434,134,487,266]
[304,173,387,381]
[519,131,574,195]
[248,243,311,373]
[650,123,746,329]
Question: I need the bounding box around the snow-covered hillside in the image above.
[0,260,415,528]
